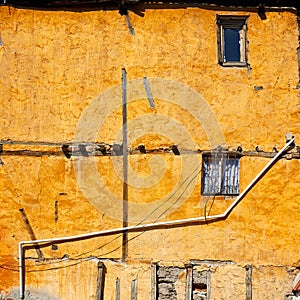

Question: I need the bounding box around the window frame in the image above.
[217,15,249,67]
[201,151,241,196]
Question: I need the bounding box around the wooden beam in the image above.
[185,264,193,300]
[96,261,106,300]
[131,277,138,300]
[151,263,158,300]
[116,277,120,300]
[245,264,253,300]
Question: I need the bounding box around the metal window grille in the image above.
[201,152,240,196]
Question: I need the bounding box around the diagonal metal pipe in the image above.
[18,137,295,299]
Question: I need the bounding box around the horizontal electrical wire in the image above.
[5,138,296,275]
[72,163,201,260]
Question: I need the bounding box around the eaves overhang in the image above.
[0,0,299,12]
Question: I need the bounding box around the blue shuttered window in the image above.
[217,15,248,67]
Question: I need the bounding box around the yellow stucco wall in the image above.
[0,4,299,299]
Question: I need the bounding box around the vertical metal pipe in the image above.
[122,68,128,260]
[19,242,24,299]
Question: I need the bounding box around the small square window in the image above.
[217,15,248,67]
[201,152,240,196]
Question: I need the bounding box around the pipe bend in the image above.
[18,137,295,299]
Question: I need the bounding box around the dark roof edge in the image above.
[0,0,298,13]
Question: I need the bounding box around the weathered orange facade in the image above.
[0,2,299,299]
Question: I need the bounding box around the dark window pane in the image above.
[224,28,240,62]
